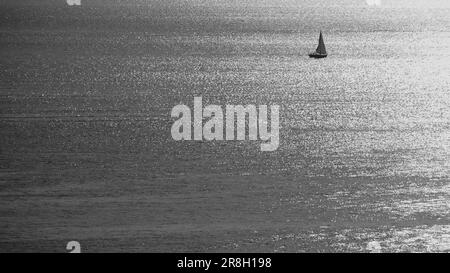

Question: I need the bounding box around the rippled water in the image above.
[0,1,449,252]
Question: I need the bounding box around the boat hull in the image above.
[309,53,328,58]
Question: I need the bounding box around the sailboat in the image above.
[309,31,328,59]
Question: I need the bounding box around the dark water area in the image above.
[0,1,449,252]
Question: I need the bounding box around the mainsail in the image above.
[316,31,327,55]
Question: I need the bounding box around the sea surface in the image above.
[0,0,449,252]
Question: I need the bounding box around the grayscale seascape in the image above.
[0,0,449,252]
